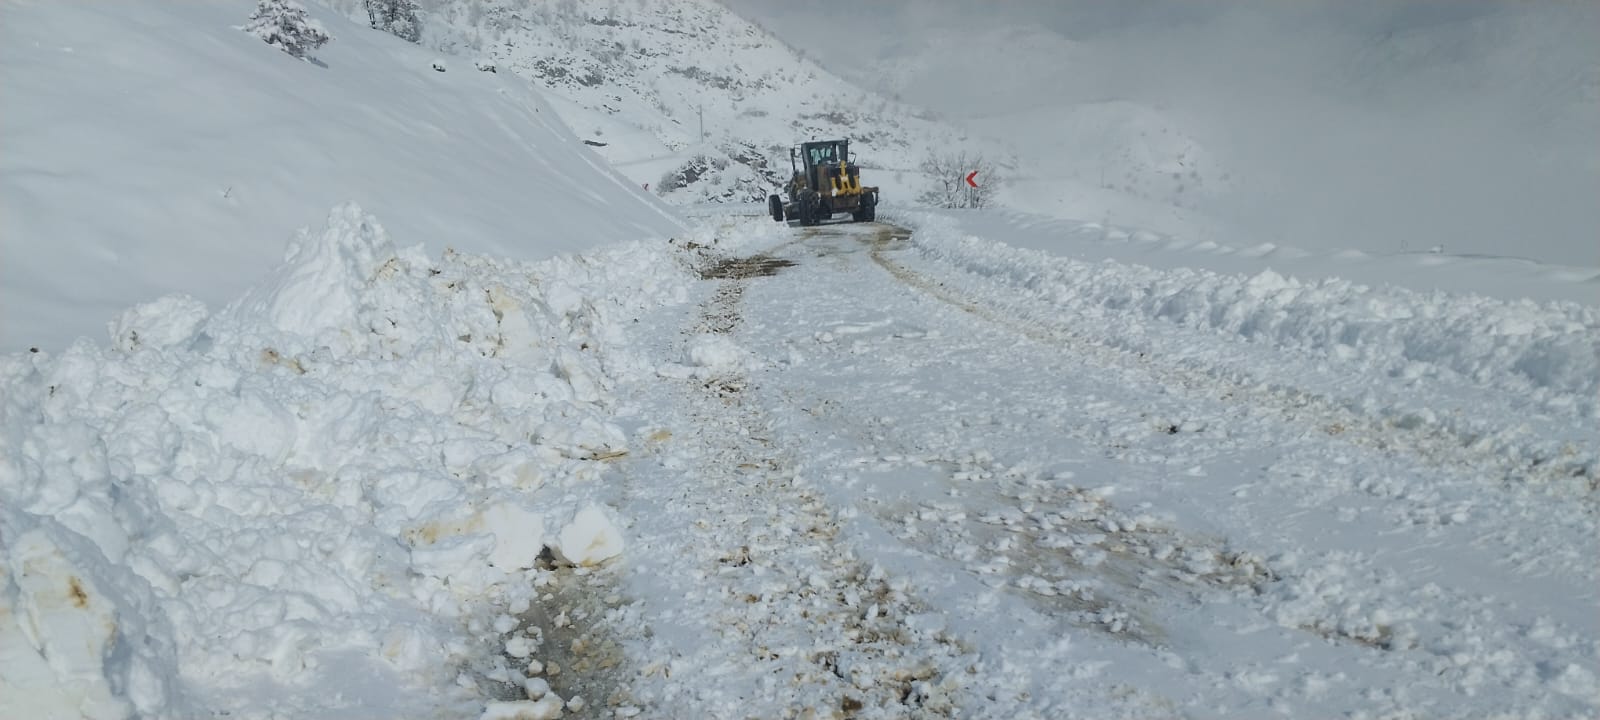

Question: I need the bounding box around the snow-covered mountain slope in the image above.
[982,99,1233,239]
[0,0,681,352]
[346,0,992,205]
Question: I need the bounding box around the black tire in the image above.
[768,194,784,222]
[798,190,820,226]
[852,192,877,222]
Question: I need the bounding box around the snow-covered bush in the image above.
[366,0,421,43]
[242,0,330,60]
[657,154,728,195]
[655,152,776,203]
[919,151,1001,209]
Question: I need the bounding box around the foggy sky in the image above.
[721,0,1600,265]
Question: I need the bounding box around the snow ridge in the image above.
[895,211,1598,416]
[0,204,694,718]
[882,209,1600,488]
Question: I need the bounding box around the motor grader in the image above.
[768,139,878,225]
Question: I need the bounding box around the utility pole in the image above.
[698,105,704,144]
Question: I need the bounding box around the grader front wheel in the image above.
[798,190,820,226]
[852,192,876,223]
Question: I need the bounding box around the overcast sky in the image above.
[723,0,1596,110]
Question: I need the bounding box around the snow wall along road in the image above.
[1,0,691,717]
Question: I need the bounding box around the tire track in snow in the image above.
[483,564,633,714]
[859,221,1597,596]
[610,236,972,718]
[770,226,1277,648]
[745,221,1598,717]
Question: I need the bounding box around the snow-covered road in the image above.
[4,209,1593,719]
[579,216,1598,718]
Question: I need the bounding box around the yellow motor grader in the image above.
[768,139,878,225]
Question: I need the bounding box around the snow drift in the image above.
[0,204,694,718]
[0,1,700,713]
[883,208,1599,477]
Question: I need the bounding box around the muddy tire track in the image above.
[616,239,973,718]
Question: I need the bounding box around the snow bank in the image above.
[887,211,1600,424]
[0,204,695,717]
[953,208,1600,307]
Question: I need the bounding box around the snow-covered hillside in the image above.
[346,0,991,205]
[0,0,680,352]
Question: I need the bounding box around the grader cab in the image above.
[768,139,878,225]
